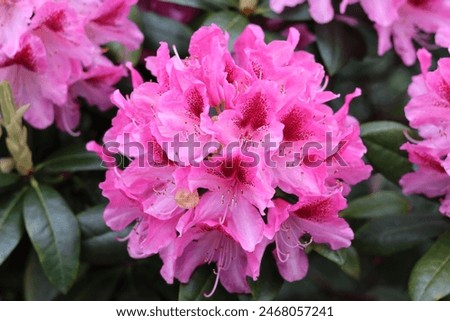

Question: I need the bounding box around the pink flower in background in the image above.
[88,24,371,294]
[341,0,450,65]
[0,0,34,58]
[138,0,200,24]
[0,0,143,132]
[270,0,335,24]
[400,49,450,216]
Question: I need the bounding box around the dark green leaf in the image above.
[409,231,450,300]
[23,182,80,293]
[313,245,361,279]
[161,0,236,10]
[78,206,130,265]
[24,252,60,301]
[342,191,409,219]
[202,11,249,50]
[0,173,20,189]
[316,21,365,75]
[361,121,412,183]
[0,189,26,265]
[141,12,193,56]
[340,247,360,280]
[36,144,104,173]
[356,214,449,256]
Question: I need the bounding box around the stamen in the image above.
[275,235,290,263]
[172,45,182,63]
[299,235,313,248]
[404,129,422,144]
[57,102,81,137]
[204,268,221,298]
[320,75,329,91]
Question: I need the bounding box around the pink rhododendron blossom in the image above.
[270,0,335,24]
[400,49,450,217]
[0,0,142,132]
[341,0,450,65]
[267,194,352,282]
[88,24,371,294]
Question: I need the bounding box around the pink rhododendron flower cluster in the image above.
[400,49,450,217]
[88,24,372,294]
[0,0,143,133]
[341,0,450,65]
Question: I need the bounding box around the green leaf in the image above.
[409,231,450,300]
[141,12,193,56]
[0,173,20,189]
[161,0,237,10]
[316,21,365,75]
[313,245,361,279]
[78,206,130,265]
[23,182,80,293]
[342,191,409,219]
[356,214,449,256]
[0,189,26,265]
[361,121,412,183]
[24,252,60,301]
[202,11,249,50]
[35,144,104,173]
[179,265,234,300]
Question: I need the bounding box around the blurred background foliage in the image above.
[0,0,449,301]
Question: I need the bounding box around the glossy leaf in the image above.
[361,121,412,183]
[77,206,130,265]
[316,21,365,75]
[24,252,60,301]
[342,191,409,219]
[23,182,80,293]
[0,189,26,265]
[356,214,449,256]
[141,12,193,56]
[409,231,450,301]
[313,245,361,279]
[35,144,104,173]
